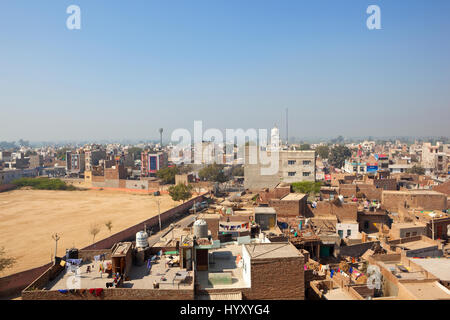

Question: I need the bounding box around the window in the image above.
[303,160,311,165]
[347,229,351,236]
[288,160,296,165]
[303,172,310,177]
[288,172,296,176]
[405,232,410,237]
[412,232,417,236]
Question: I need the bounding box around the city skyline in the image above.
[1,0,450,141]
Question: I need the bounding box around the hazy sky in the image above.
[1,0,449,141]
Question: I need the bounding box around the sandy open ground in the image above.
[0,189,187,277]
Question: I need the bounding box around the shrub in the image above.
[12,178,77,191]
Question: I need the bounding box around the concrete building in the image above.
[0,168,38,184]
[244,146,315,190]
[422,142,449,175]
[141,151,168,177]
[65,150,85,176]
[84,149,106,171]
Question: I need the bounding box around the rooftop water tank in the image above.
[136,231,149,248]
[193,219,208,239]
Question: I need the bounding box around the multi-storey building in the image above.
[141,151,168,177]
[244,146,316,190]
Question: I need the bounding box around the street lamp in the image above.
[51,233,60,264]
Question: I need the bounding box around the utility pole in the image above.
[431,218,435,240]
[156,199,162,232]
[51,233,60,264]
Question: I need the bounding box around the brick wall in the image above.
[269,198,306,217]
[0,263,51,298]
[338,241,380,257]
[356,184,382,201]
[313,201,358,222]
[203,216,219,240]
[22,288,194,300]
[245,257,305,300]
[382,191,447,211]
[339,184,356,198]
[373,178,397,191]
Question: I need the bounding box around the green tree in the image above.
[299,144,311,150]
[156,167,179,184]
[127,147,143,160]
[0,247,16,273]
[329,145,352,168]
[291,181,322,195]
[56,148,70,160]
[407,165,425,175]
[315,145,330,159]
[168,183,193,203]
[198,163,228,182]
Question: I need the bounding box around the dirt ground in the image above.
[0,189,188,277]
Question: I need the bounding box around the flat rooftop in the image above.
[324,288,355,300]
[244,242,302,260]
[401,281,450,300]
[391,222,426,229]
[46,258,193,291]
[281,193,307,201]
[409,258,450,281]
[378,261,428,281]
[196,243,248,290]
[397,240,437,251]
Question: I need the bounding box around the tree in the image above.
[291,181,322,195]
[299,143,311,151]
[0,247,16,273]
[198,163,228,182]
[168,183,193,203]
[89,224,101,244]
[127,147,143,160]
[331,135,345,144]
[407,165,425,175]
[156,167,179,184]
[56,148,70,160]
[105,220,113,234]
[329,145,352,168]
[315,145,330,159]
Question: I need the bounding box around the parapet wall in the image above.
[22,288,194,300]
